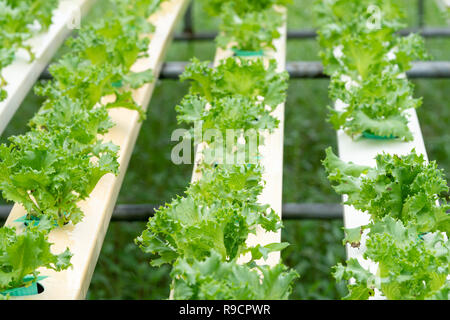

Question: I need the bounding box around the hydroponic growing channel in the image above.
[0,0,449,301]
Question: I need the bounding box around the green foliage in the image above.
[0,0,59,101]
[0,223,72,294]
[176,94,279,155]
[88,0,450,300]
[137,0,298,299]
[0,0,164,225]
[200,0,289,51]
[0,0,167,294]
[316,0,430,141]
[328,71,422,140]
[177,57,287,164]
[202,0,292,17]
[136,165,282,266]
[334,217,450,300]
[324,148,450,299]
[181,57,288,109]
[0,130,119,226]
[171,250,298,300]
[2,0,448,301]
[216,4,285,52]
[319,2,449,299]
[323,148,450,234]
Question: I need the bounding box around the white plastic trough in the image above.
[5,0,190,300]
[191,8,287,268]
[334,94,429,299]
[435,0,450,19]
[0,0,97,136]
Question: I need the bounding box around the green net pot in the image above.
[362,130,398,140]
[14,214,40,227]
[111,80,123,88]
[0,275,47,297]
[14,212,70,227]
[232,48,264,57]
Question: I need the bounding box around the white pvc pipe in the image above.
[0,0,96,136]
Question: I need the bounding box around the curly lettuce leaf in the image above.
[0,224,72,292]
[171,250,298,300]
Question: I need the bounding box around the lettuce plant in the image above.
[315,0,429,140]
[0,222,72,296]
[323,148,450,299]
[0,0,59,101]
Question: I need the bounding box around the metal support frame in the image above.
[173,27,450,41]
[418,0,426,28]
[183,2,194,35]
[177,0,442,39]
[12,2,450,224]
[3,202,446,221]
[38,2,450,82]
[284,61,450,79]
[39,61,450,80]
[0,203,343,222]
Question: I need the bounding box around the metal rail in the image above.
[11,0,450,226]
[285,61,450,79]
[182,2,194,35]
[39,61,450,80]
[173,27,450,41]
[418,0,426,28]
[177,0,448,40]
[0,203,343,222]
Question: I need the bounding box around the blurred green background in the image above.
[1,0,449,300]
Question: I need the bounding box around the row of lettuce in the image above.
[0,0,60,102]
[204,0,292,53]
[316,0,450,299]
[0,0,167,298]
[3,0,447,301]
[134,0,299,299]
[316,0,428,141]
